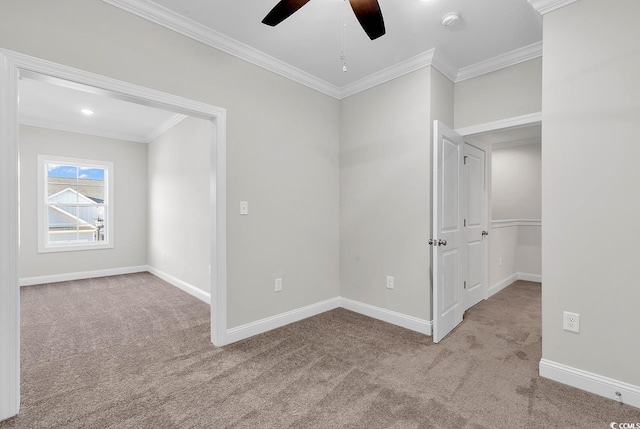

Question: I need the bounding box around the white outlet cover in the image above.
[563,311,580,333]
[386,276,394,289]
[275,278,282,292]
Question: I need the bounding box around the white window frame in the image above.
[37,154,114,253]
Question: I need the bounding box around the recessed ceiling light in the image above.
[80,108,94,116]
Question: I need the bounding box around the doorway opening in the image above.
[432,114,541,342]
[0,50,228,419]
[464,123,542,298]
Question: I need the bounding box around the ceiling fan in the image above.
[262,0,386,41]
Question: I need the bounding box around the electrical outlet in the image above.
[240,201,249,215]
[563,311,580,333]
[498,257,503,266]
[275,278,282,292]
[386,276,394,290]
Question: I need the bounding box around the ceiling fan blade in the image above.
[262,0,312,26]
[348,0,386,40]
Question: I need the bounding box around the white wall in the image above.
[454,58,542,129]
[542,0,640,388]
[0,0,340,330]
[340,67,453,322]
[489,143,542,287]
[19,125,148,279]
[148,117,211,293]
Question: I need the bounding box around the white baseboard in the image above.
[19,265,148,287]
[539,359,640,409]
[21,269,433,345]
[225,297,341,344]
[146,266,211,305]
[517,272,542,283]
[340,297,433,335]
[488,272,542,297]
[225,297,431,344]
[488,273,518,297]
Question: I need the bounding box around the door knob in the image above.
[429,239,447,246]
[481,230,488,236]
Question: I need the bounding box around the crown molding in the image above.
[20,116,151,143]
[101,0,341,99]
[431,49,458,83]
[145,113,187,142]
[101,0,543,99]
[456,41,543,82]
[528,0,579,15]
[341,49,432,99]
[340,48,458,99]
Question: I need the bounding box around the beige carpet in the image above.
[1,274,638,428]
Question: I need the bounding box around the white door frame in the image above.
[0,49,229,420]
[455,112,542,303]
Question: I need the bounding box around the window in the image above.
[38,155,114,252]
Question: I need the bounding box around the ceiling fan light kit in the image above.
[262,0,386,41]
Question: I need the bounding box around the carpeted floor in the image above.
[1,274,638,428]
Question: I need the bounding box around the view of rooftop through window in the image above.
[45,161,107,245]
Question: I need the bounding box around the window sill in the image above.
[37,243,114,254]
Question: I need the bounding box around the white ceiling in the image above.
[19,77,185,143]
[104,0,542,95]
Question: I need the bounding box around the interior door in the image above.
[463,143,487,310]
[432,121,464,343]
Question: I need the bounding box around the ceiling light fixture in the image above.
[80,108,94,116]
[441,12,461,28]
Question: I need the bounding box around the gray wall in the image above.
[489,143,542,286]
[0,0,340,329]
[492,143,541,220]
[19,125,148,278]
[148,117,211,293]
[340,67,453,321]
[454,58,542,129]
[542,0,640,385]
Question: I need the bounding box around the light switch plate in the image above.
[240,201,249,215]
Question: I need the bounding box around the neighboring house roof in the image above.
[47,205,95,230]
[47,177,105,201]
[48,187,99,205]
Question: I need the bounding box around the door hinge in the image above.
[464,281,467,289]
[463,155,468,165]
[463,219,466,227]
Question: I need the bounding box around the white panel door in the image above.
[432,121,464,343]
[463,143,487,311]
